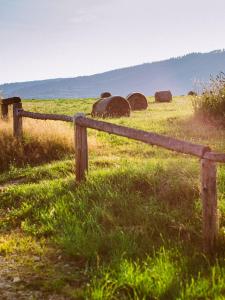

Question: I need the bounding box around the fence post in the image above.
[13,102,23,138]
[1,104,8,120]
[201,158,218,254]
[74,113,88,182]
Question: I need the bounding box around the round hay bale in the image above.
[100,92,112,98]
[92,96,131,118]
[188,91,197,96]
[126,92,148,111]
[155,91,172,102]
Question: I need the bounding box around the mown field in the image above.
[1,96,225,299]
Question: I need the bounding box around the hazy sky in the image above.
[1,0,225,84]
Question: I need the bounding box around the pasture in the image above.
[1,96,225,299]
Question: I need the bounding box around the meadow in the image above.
[1,96,225,299]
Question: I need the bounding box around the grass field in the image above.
[1,96,225,299]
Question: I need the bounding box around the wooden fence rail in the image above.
[10,103,225,254]
[18,110,73,123]
[75,115,211,158]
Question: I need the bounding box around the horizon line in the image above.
[1,48,224,86]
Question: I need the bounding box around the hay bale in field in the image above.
[188,91,197,96]
[100,92,112,98]
[155,91,172,102]
[126,92,148,110]
[92,96,131,118]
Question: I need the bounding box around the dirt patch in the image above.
[0,255,65,299]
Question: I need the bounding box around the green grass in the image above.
[1,96,225,299]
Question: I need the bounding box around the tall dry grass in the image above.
[0,117,74,171]
[0,115,101,172]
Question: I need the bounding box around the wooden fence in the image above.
[2,100,225,254]
[0,97,21,120]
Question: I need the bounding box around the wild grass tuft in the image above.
[192,72,225,125]
[87,248,179,300]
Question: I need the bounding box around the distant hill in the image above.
[1,50,225,99]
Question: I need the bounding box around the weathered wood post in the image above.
[74,113,88,182]
[0,97,21,120]
[1,103,8,120]
[13,102,23,138]
[201,158,218,254]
